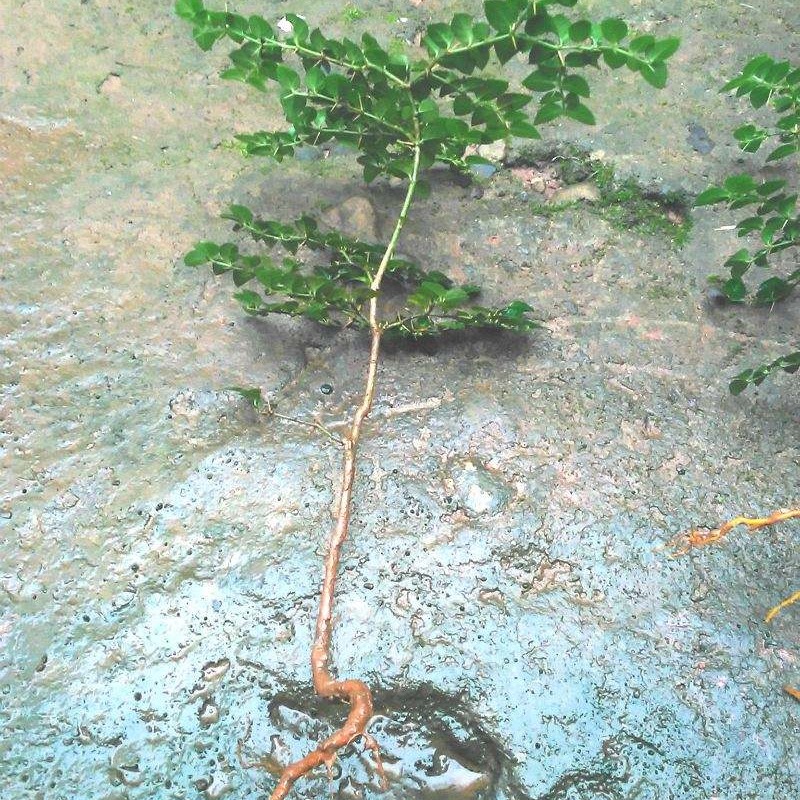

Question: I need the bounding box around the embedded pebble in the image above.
[549,181,601,205]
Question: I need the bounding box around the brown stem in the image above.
[266,144,422,800]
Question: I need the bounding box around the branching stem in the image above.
[268,143,421,800]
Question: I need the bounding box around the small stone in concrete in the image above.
[293,145,322,162]
[478,140,508,163]
[453,461,510,517]
[469,163,497,180]
[198,699,219,726]
[705,287,728,307]
[549,181,601,205]
[687,122,715,154]
[98,73,122,95]
[530,176,546,193]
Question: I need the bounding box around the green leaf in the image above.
[248,15,273,39]
[184,241,219,266]
[453,94,474,115]
[234,289,265,313]
[722,276,747,302]
[523,70,558,91]
[226,386,266,409]
[494,37,517,64]
[757,179,788,196]
[503,300,534,316]
[194,24,225,51]
[729,377,750,395]
[509,120,540,139]
[285,13,308,43]
[225,204,254,226]
[755,276,793,304]
[602,49,627,69]
[723,174,757,194]
[175,0,204,21]
[600,18,628,44]
[639,62,667,90]
[562,74,590,98]
[569,20,592,42]
[275,64,300,92]
[724,249,751,269]
[629,35,655,55]
[484,0,517,33]
[735,216,763,237]
[694,187,729,206]
[749,85,771,108]
[535,102,563,124]
[451,13,474,45]
[651,37,680,62]
[766,143,798,161]
[565,102,595,125]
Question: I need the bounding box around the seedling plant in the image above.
[176,1,678,796]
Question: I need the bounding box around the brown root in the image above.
[765,590,800,624]
[268,680,386,800]
[674,507,799,702]
[673,508,800,555]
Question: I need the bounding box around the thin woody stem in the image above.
[268,143,422,800]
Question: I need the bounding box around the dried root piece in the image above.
[765,590,800,624]
[674,507,800,555]
[675,507,799,699]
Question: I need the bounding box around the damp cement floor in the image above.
[1,1,798,799]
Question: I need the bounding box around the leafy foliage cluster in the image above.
[695,55,799,393]
[177,0,677,340]
[185,207,536,338]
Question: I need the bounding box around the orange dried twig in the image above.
[675,508,800,555]
[765,590,800,624]
[675,507,799,699]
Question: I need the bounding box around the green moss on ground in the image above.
[521,147,693,247]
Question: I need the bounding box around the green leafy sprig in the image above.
[177,3,679,797]
[729,351,800,395]
[184,204,538,336]
[176,0,677,178]
[695,55,798,392]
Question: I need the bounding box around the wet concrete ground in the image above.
[1,1,798,799]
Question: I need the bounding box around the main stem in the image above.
[269,145,422,800]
